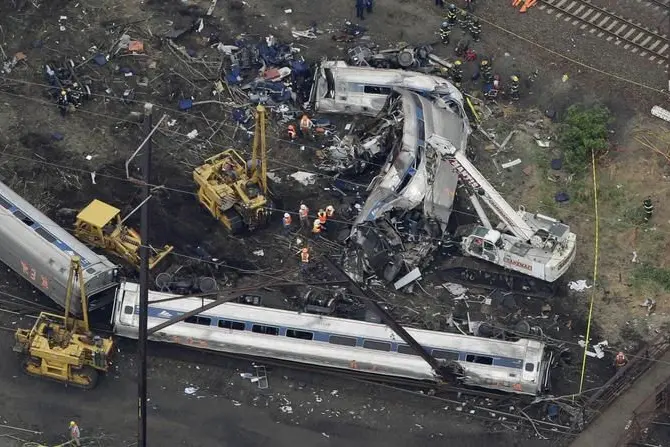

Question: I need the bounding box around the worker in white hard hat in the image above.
[282,212,292,235]
[69,421,81,446]
[298,204,309,229]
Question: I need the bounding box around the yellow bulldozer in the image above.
[13,256,114,389]
[74,199,173,270]
[193,104,272,233]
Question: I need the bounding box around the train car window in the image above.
[0,195,10,209]
[432,349,459,361]
[397,344,422,356]
[465,354,494,365]
[218,320,245,330]
[494,357,524,369]
[286,329,314,341]
[525,363,535,372]
[363,340,391,352]
[185,316,212,326]
[363,85,392,95]
[35,228,57,243]
[13,211,34,226]
[86,267,97,274]
[329,335,357,347]
[252,324,279,336]
[124,305,134,314]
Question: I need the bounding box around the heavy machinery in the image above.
[13,256,114,389]
[193,104,272,233]
[74,199,173,270]
[426,135,577,296]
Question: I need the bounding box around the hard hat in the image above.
[70,421,76,427]
[284,213,290,218]
[300,204,307,210]
[441,21,449,28]
[61,90,67,96]
[326,205,334,211]
[511,75,519,82]
[302,247,308,253]
[448,4,455,9]
[481,59,488,66]
[354,203,361,210]
[454,60,462,66]
[318,208,324,213]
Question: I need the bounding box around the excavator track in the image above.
[21,357,99,389]
[438,256,557,299]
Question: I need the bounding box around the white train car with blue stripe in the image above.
[113,281,553,395]
[0,181,119,314]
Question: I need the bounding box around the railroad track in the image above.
[537,0,669,65]
[644,0,670,9]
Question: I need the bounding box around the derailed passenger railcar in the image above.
[0,181,119,314]
[113,281,553,396]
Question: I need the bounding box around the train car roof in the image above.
[119,282,545,359]
[0,180,116,270]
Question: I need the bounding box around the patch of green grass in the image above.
[631,264,670,292]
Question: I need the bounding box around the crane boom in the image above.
[251,104,268,195]
[447,151,535,242]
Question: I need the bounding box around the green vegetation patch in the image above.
[558,105,613,174]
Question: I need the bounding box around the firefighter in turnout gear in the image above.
[643,197,654,222]
[312,218,322,234]
[282,213,292,234]
[439,21,451,44]
[317,209,327,231]
[469,17,481,42]
[445,4,458,26]
[299,204,309,229]
[450,60,463,86]
[509,75,520,101]
[57,90,70,116]
[479,58,493,84]
[458,10,469,29]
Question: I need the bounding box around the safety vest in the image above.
[283,215,292,226]
[301,251,309,263]
[317,210,327,224]
[312,219,321,233]
[71,425,80,438]
[299,207,309,219]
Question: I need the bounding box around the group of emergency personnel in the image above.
[288,203,336,274]
[56,83,84,116]
[439,5,481,46]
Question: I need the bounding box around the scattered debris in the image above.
[568,280,591,292]
[253,249,265,257]
[501,159,522,169]
[184,386,198,395]
[290,171,317,185]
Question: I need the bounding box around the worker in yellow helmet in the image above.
[69,421,81,446]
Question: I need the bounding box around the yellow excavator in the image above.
[74,199,173,270]
[13,256,114,389]
[193,104,272,233]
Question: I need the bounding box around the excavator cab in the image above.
[74,199,173,270]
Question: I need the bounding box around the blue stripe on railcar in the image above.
[137,304,527,369]
[1,192,93,267]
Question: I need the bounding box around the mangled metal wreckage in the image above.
[341,87,471,284]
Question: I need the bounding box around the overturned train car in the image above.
[113,281,553,395]
[343,87,469,282]
[0,181,119,314]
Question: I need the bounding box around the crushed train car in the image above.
[309,60,463,116]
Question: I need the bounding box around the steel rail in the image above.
[538,0,669,59]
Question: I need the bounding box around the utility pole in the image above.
[138,103,153,447]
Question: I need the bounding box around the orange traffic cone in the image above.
[520,0,536,11]
[512,0,522,5]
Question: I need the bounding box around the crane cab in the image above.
[462,226,503,264]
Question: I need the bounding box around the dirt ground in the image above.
[0,0,669,444]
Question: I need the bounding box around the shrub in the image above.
[558,105,612,174]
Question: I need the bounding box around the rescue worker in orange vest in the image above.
[317,208,327,231]
[300,247,309,273]
[287,124,297,140]
[282,212,292,234]
[614,351,628,369]
[299,204,309,229]
[312,218,322,235]
[299,113,313,138]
